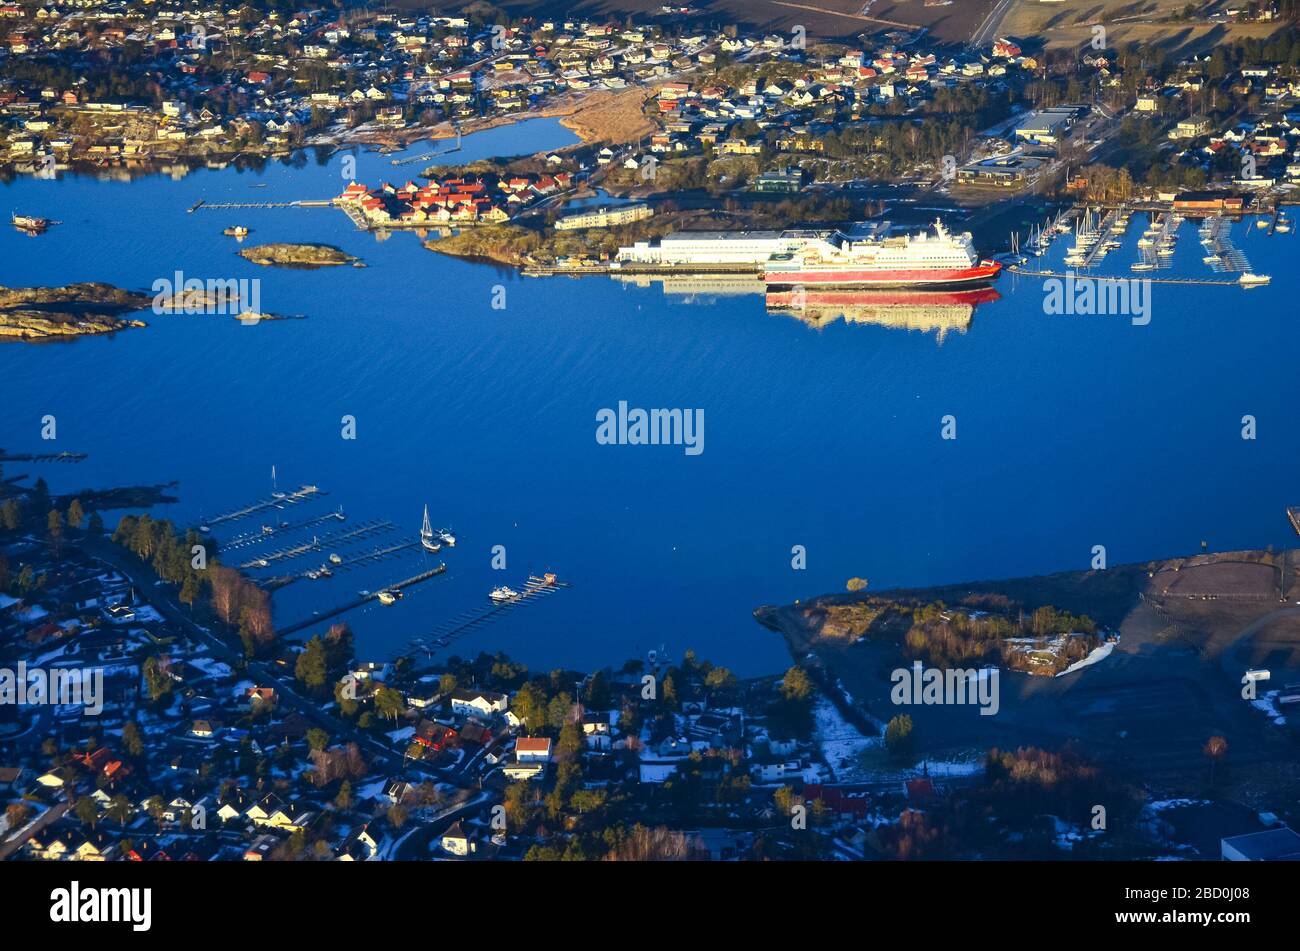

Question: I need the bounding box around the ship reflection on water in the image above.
[614,274,1000,342]
[765,286,1001,342]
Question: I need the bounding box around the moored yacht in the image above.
[420,505,442,552]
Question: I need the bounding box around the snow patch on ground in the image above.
[190,656,233,679]
[1056,640,1115,677]
[813,698,880,782]
[1251,690,1288,726]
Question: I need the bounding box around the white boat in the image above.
[437,527,456,547]
[377,589,400,605]
[12,213,50,233]
[1238,273,1271,286]
[420,505,441,553]
[1137,236,1154,248]
[1257,219,1270,228]
[489,586,519,603]
[1277,222,1291,233]
[329,553,342,565]
[1202,255,1219,264]
[1131,262,1155,271]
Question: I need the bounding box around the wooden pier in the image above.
[398,575,572,665]
[222,509,347,552]
[1007,264,1244,287]
[277,563,448,636]
[0,449,86,463]
[200,484,323,530]
[240,519,392,568]
[389,129,462,166]
[188,199,334,211]
[327,538,419,571]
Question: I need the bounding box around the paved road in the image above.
[971,0,1016,48]
[0,802,69,861]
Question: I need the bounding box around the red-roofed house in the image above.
[515,737,551,763]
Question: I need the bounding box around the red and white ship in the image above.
[763,219,1000,288]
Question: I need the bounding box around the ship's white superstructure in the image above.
[763,220,1001,288]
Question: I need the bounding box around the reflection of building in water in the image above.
[765,287,1001,342]
[613,274,766,299]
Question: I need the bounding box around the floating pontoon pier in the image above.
[397,575,572,665]
[277,563,448,635]
[200,484,323,530]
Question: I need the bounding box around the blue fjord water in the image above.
[2,117,1298,675]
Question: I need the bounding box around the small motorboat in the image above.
[12,212,49,234]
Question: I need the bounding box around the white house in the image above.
[502,761,544,781]
[440,821,475,856]
[449,688,508,718]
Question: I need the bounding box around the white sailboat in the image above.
[421,505,442,552]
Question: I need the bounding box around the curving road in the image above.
[971,0,1017,49]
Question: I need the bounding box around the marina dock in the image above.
[239,519,393,568]
[189,200,334,211]
[0,449,86,463]
[399,575,572,666]
[200,484,323,530]
[389,130,462,166]
[222,509,347,551]
[277,563,448,636]
[1007,264,1244,287]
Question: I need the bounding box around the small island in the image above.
[0,282,152,340]
[238,243,362,268]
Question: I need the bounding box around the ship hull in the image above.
[763,261,1001,288]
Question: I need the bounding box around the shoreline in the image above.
[756,546,1300,792]
[332,87,656,151]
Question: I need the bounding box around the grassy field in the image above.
[1001,0,1285,53]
